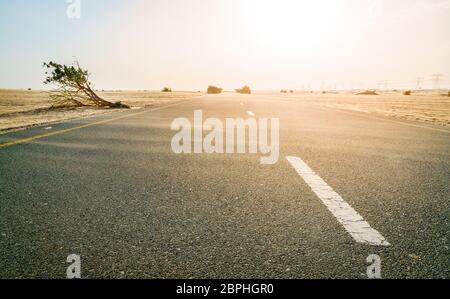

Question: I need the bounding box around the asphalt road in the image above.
[0,94,449,278]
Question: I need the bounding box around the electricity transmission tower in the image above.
[415,77,423,90]
[377,81,382,91]
[377,80,390,91]
[432,74,443,91]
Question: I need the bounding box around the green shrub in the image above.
[162,87,172,92]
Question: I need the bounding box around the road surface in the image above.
[0,94,449,278]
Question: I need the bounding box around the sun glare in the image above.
[244,0,341,52]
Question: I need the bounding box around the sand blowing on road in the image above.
[0,0,449,294]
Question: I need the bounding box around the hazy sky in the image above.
[1,0,449,90]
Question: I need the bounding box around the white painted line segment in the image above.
[286,156,390,246]
[247,111,255,117]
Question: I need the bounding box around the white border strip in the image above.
[287,156,390,246]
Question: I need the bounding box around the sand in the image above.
[1,89,449,133]
[270,92,450,127]
[0,90,202,133]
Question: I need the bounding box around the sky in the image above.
[0,0,449,91]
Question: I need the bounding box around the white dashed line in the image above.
[247,111,255,117]
[286,156,390,246]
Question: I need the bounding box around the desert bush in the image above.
[236,86,251,94]
[162,87,172,92]
[280,90,287,93]
[448,91,450,97]
[403,90,411,95]
[43,60,129,109]
[207,86,223,94]
[356,90,379,96]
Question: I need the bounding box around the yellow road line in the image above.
[0,101,189,149]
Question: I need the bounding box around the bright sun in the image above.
[244,0,341,52]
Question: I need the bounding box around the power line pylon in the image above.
[432,74,443,91]
[377,80,390,91]
[415,77,423,90]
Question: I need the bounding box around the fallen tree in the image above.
[43,60,129,108]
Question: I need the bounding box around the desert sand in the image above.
[1,90,449,133]
[0,90,201,132]
[267,92,450,127]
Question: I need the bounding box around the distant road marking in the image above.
[0,101,190,150]
[247,111,255,117]
[286,156,390,246]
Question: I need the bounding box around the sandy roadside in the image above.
[2,90,449,133]
[267,92,450,127]
[0,90,202,133]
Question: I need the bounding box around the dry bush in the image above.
[207,86,223,94]
[356,90,379,96]
[236,86,251,94]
